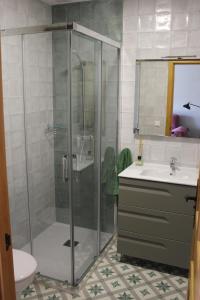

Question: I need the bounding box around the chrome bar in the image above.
[96,41,102,255]
[0,22,121,49]
[0,23,69,36]
[67,30,75,286]
[62,154,68,182]
[21,35,33,254]
[114,47,121,232]
[73,23,121,49]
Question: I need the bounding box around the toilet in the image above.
[13,249,37,300]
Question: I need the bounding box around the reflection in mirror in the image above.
[166,63,200,138]
[135,60,200,139]
[135,60,168,136]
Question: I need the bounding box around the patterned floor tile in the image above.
[115,291,134,300]
[141,268,163,282]
[164,294,186,300]
[125,272,146,287]
[21,238,188,300]
[21,285,37,298]
[105,278,127,292]
[153,279,175,294]
[134,285,157,299]
[86,282,107,298]
[169,275,188,289]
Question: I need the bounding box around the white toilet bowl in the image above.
[13,249,37,300]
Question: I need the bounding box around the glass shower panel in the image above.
[71,31,100,282]
[1,35,31,252]
[100,44,119,251]
[22,31,71,282]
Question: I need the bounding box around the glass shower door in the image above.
[70,31,100,283]
[100,44,119,251]
[22,31,72,282]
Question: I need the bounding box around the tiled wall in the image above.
[0,0,55,248]
[52,0,122,42]
[121,0,200,167]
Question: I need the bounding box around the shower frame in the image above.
[1,22,121,286]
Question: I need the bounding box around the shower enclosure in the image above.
[1,22,120,285]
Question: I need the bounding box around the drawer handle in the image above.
[119,211,169,224]
[121,185,171,197]
[185,196,196,210]
[119,236,166,250]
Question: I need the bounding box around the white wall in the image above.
[173,64,200,138]
[121,0,200,167]
[0,0,54,248]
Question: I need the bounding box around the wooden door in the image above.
[188,174,200,300]
[0,41,16,299]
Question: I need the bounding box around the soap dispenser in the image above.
[135,138,144,166]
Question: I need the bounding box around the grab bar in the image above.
[62,154,68,182]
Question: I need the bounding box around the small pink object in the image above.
[172,126,188,137]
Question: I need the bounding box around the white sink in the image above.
[119,162,198,186]
[140,168,189,180]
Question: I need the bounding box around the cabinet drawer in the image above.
[119,178,196,216]
[117,230,191,269]
[118,206,194,242]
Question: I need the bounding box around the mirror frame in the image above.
[165,60,200,136]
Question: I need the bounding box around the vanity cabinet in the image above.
[117,177,196,269]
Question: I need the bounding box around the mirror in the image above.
[135,59,200,138]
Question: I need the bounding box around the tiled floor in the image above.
[20,238,188,300]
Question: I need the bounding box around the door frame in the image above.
[0,40,16,299]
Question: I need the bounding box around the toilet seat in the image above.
[13,249,37,283]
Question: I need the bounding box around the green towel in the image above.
[102,147,118,196]
[102,147,133,196]
[117,148,133,175]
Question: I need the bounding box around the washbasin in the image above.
[118,162,198,186]
[140,168,189,180]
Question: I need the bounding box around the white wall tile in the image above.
[123,0,139,17]
[172,13,189,30]
[139,0,156,15]
[121,0,200,167]
[1,0,55,248]
[171,31,188,48]
[155,12,171,31]
[188,31,200,48]
[138,32,154,49]
[172,0,189,13]
[138,15,155,32]
[188,12,200,30]
[155,0,171,13]
[154,31,171,48]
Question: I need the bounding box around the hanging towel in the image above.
[117,148,133,175]
[114,148,133,195]
[102,147,118,196]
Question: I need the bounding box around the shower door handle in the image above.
[62,154,68,182]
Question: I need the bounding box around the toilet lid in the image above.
[13,249,37,282]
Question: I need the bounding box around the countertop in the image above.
[118,162,199,187]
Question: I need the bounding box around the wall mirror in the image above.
[134,59,200,138]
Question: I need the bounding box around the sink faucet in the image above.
[170,157,177,175]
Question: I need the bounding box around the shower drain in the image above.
[63,240,79,247]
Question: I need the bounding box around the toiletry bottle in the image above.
[135,138,144,166]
